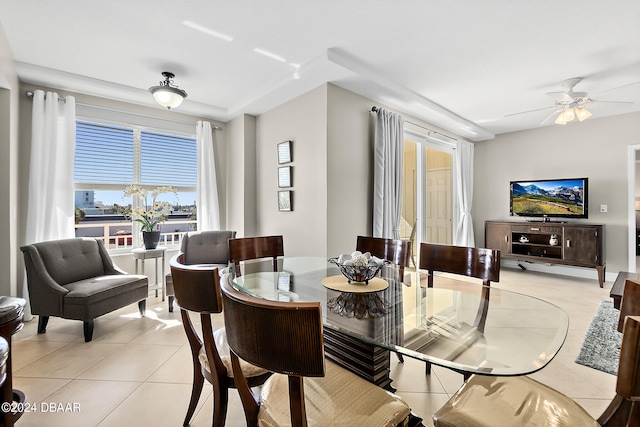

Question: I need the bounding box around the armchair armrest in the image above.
[20,245,69,314]
[95,238,126,275]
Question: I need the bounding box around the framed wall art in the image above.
[278,166,292,188]
[278,190,292,212]
[277,140,292,164]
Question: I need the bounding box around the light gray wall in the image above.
[248,83,462,257]
[255,84,328,256]
[0,25,20,296]
[225,114,257,237]
[326,84,374,255]
[474,111,640,276]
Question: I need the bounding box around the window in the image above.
[74,120,197,250]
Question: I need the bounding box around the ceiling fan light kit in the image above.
[508,76,636,127]
[148,72,188,109]
[554,106,592,125]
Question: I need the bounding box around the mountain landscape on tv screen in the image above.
[512,182,584,216]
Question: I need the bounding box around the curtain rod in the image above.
[25,90,222,131]
[371,106,456,142]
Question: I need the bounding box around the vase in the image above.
[142,231,161,249]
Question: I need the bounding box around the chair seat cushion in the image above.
[258,360,410,426]
[63,274,148,306]
[198,328,269,379]
[432,375,599,427]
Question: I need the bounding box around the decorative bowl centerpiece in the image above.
[328,251,390,284]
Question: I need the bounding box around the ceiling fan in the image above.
[506,77,637,125]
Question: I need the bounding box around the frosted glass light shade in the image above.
[150,86,187,109]
[575,107,592,121]
[148,72,188,110]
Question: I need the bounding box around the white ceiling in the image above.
[1,1,639,141]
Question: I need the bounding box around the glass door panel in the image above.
[402,136,454,268]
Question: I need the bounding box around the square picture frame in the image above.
[278,190,292,212]
[277,140,292,164]
[278,166,292,188]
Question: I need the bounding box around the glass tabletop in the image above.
[231,257,569,376]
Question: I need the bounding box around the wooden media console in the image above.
[485,220,605,287]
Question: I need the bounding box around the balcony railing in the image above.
[75,219,197,250]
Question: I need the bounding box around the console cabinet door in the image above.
[563,226,601,265]
[485,222,511,254]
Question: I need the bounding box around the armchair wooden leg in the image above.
[37,316,48,334]
[425,361,432,375]
[138,300,146,316]
[168,296,174,313]
[83,320,94,342]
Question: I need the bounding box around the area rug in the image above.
[575,300,622,375]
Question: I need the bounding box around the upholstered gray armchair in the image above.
[21,238,148,342]
[165,230,236,312]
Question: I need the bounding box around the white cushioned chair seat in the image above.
[197,328,268,379]
[258,360,410,427]
[433,375,599,427]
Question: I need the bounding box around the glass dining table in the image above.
[231,257,569,391]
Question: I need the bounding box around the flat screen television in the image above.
[510,178,588,219]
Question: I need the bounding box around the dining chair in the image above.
[433,315,640,427]
[355,235,410,363]
[169,256,271,427]
[618,279,640,332]
[355,235,410,283]
[219,273,412,427]
[228,235,284,276]
[419,242,501,374]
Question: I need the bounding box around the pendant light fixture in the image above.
[148,72,188,109]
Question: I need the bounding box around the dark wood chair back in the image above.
[419,243,500,367]
[599,315,640,425]
[170,254,223,314]
[220,273,324,426]
[228,235,284,276]
[356,235,410,282]
[169,255,270,426]
[618,279,640,332]
[419,243,501,288]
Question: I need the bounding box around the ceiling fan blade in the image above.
[540,109,563,126]
[505,106,556,117]
[592,100,634,104]
[592,80,640,97]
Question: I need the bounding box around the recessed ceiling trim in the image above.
[326,48,494,141]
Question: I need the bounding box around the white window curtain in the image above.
[373,108,404,240]
[196,121,220,231]
[453,139,475,246]
[23,90,76,318]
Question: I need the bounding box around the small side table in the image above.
[132,247,167,301]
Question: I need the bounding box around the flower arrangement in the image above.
[123,185,179,232]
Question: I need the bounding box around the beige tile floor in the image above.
[10,267,616,426]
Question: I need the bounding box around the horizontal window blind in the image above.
[75,120,197,188]
[141,130,197,187]
[75,121,134,185]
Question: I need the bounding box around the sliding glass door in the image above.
[401,134,454,266]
